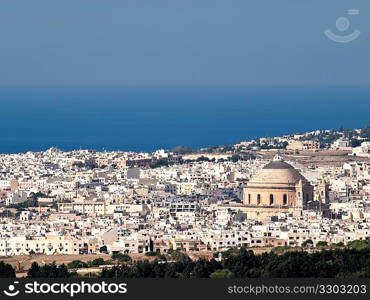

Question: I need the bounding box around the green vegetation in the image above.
[270,246,295,254]
[241,141,288,151]
[0,261,16,278]
[167,249,191,262]
[302,239,314,247]
[209,269,234,278]
[4,241,370,278]
[101,245,370,278]
[67,260,88,269]
[301,131,341,147]
[316,241,328,247]
[67,258,111,269]
[7,192,48,211]
[172,146,195,155]
[351,139,362,147]
[213,247,239,259]
[8,198,38,210]
[347,240,370,251]
[27,262,72,278]
[150,158,169,168]
[111,253,132,262]
[196,156,213,162]
[99,245,108,253]
[302,126,370,148]
[360,126,370,140]
[145,251,160,257]
[0,210,16,218]
[259,141,288,150]
[88,258,108,267]
[230,154,241,162]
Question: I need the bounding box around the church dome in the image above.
[249,160,308,185]
[243,155,314,213]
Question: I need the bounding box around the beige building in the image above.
[287,140,320,150]
[58,200,106,215]
[242,156,313,220]
[0,235,82,256]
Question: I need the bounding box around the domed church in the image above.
[242,155,313,220]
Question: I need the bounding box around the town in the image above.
[1,126,370,265]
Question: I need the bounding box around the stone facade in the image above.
[242,156,313,220]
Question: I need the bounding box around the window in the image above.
[257,194,261,205]
[248,194,251,205]
[283,194,288,205]
[269,194,274,205]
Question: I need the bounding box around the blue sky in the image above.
[0,0,368,86]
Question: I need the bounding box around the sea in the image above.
[0,85,369,154]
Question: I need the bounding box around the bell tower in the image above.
[317,179,329,204]
[295,179,304,209]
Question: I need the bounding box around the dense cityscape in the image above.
[1,126,370,277]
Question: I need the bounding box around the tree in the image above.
[0,261,16,278]
[88,258,106,267]
[28,262,40,277]
[99,245,108,253]
[360,126,370,140]
[168,250,191,262]
[111,253,132,262]
[145,251,159,257]
[67,260,88,269]
[150,158,169,168]
[191,259,215,278]
[230,154,241,162]
[0,210,15,218]
[196,156,210,162]
[347,240,370,251]
[262,252,314,277]
[271,246,293,254]
[302,239,314,247]
[210,269,234,278]
[351,139,362,147]
[214,247,244,260]
[16,241,370,278]
[98,244,370,278]
[27,262,71,278]
[172,146,194,155]
[316,241,328,247]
